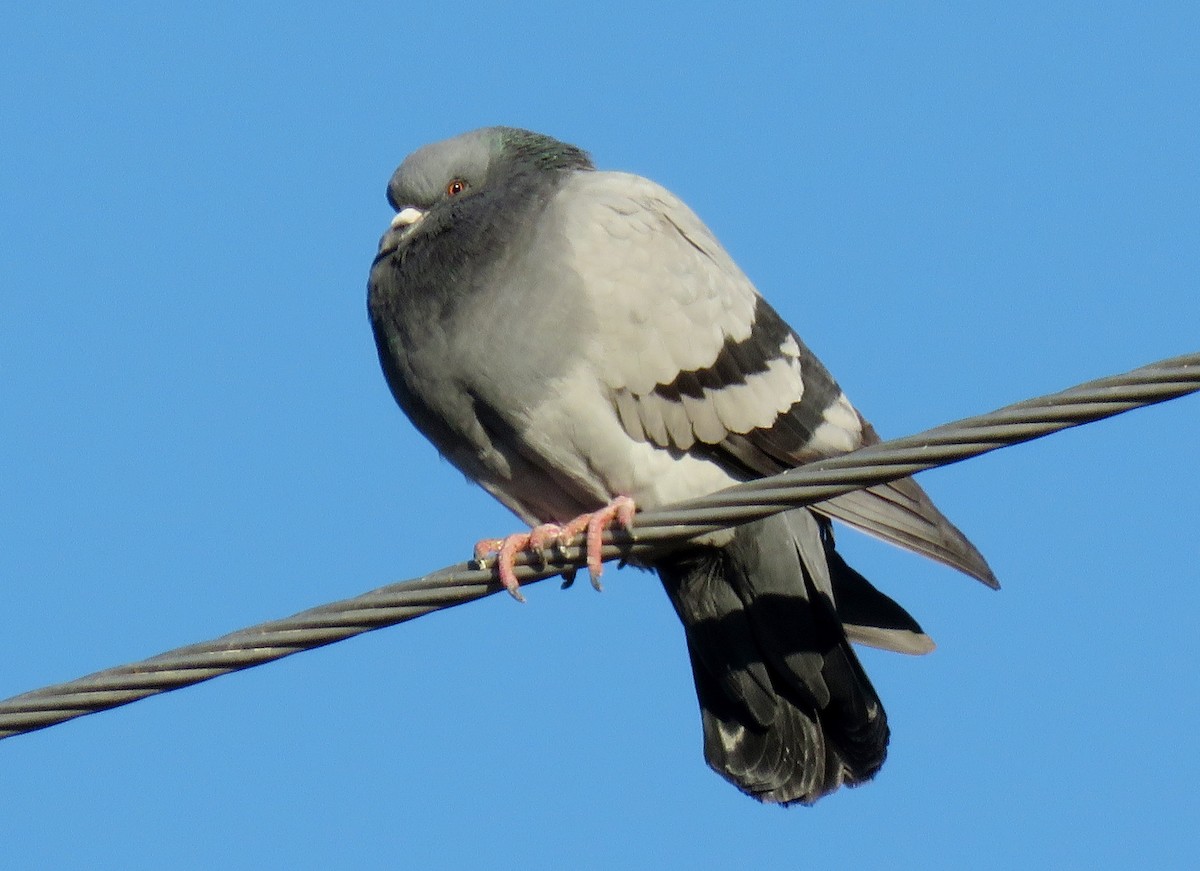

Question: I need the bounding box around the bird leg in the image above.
[472,496,637,599]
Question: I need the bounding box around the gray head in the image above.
[367,127,595,451]
[381,127,593,243]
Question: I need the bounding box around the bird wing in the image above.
[550,171,997,587]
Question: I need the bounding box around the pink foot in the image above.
[474,532,532,602]
[556,496,636,591]
[473,497,636,599]
[473,523,565,602]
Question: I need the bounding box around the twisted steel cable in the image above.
[0,352,1196,739]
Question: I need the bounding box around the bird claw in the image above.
[556,496,637,591]
[473,533,529,602]
[472,524,562,602]
[473,496,636,600]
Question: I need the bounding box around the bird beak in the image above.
[391,207,426,230]
[377,206,428,257]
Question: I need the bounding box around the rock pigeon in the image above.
[367,127,997,805]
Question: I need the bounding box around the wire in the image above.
[0,352,1196,739]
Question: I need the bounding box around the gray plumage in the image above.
[368,127,997,805]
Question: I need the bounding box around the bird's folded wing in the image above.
[552,171,864,458]
[550,171,997,588]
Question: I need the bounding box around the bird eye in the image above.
[446,179,467,196]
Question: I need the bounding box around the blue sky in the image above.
[2,3,1197,868]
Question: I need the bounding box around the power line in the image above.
[0,352,1196,739]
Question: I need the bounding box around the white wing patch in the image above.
[806,391,862,456]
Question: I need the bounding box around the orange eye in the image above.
[446,179,467,196]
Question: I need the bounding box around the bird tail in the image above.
[655,509,932,805]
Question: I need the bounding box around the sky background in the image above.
[2,3,1198,869]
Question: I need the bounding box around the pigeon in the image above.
[367,126,997,805]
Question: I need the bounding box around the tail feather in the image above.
[827,546,936,655]
[656,509,906,805]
